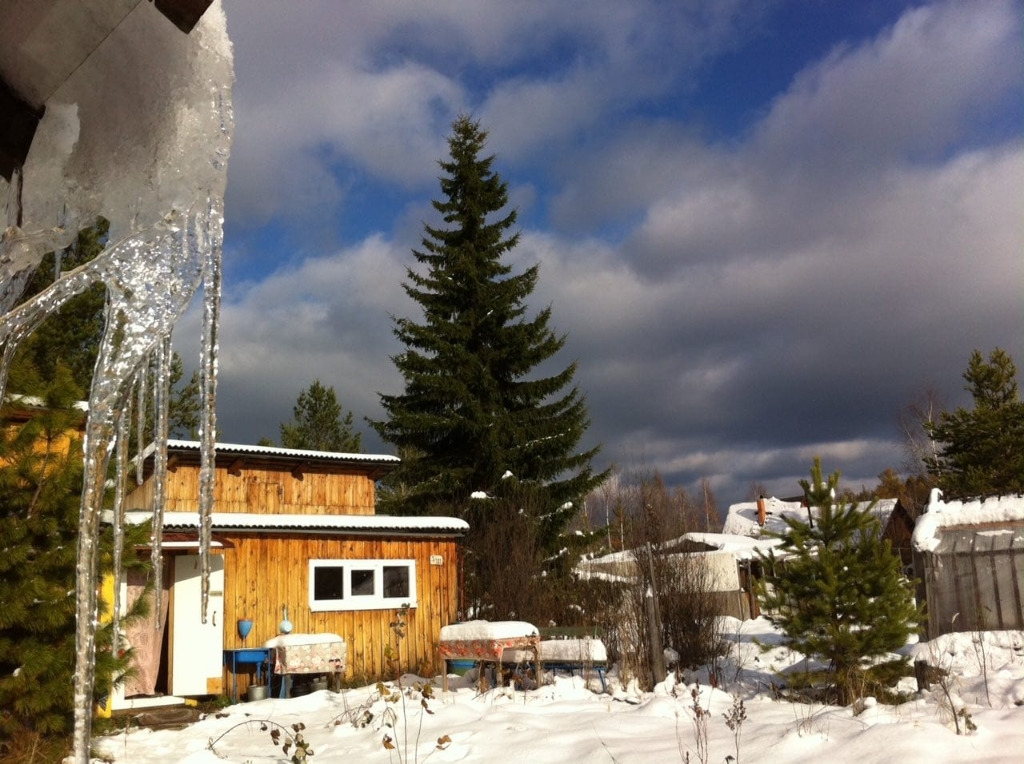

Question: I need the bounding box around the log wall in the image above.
[126,463,377,515]
[219,533,460,694]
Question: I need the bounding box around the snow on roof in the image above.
[120,510,468,535]
[912,489,1024,553]
[577,532,783,573]
[722,497,805,536]
[723,496,897,539]
[3,393,89,412]
[681,531,783,559]
[165,439,399,465]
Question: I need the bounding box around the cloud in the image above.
[221,0,760,227]
[753,0,1021,172]
[174,235,410,443]
[209,0,1024,507]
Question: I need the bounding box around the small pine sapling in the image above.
[756,458,921,705]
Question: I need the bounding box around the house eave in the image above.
[116,510,469,538]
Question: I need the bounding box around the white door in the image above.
[171,554,225,696]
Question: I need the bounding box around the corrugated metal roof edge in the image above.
[164,439,399,464]
[121,511,468,536]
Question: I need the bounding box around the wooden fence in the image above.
[914,525,1024,638]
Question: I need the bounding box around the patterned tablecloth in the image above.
[439,635,540,663]
[438,622,540,691]
[265,633,347,675]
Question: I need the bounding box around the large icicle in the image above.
[0,5,234,761]
[109,395,133,660]
[135,368,148,485]
[149,338,173,626]
[198,197,222,622]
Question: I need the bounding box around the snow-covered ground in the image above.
[94,618,1024,763]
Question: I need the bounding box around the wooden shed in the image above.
[912,490,1024,638]
[112,440,467,706]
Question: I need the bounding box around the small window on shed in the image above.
[313,565,345,602]
[350,567,376,597]
[382,565,411,599]
[309,559,416,612]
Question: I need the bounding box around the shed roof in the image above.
[679,531,783,559]
[165,439,399,466]
[723,496,897,539]
[123,510,468,537]
[912,489,1024,553]
[135,440,400,480]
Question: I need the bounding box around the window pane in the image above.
[350,568,375,596]
[313,566,345,601]
[382,565,410,598]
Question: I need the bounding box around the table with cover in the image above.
[438,621,540,691]
[264,633,347,697]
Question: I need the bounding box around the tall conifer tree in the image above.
[926,348,1024,498]
[277,379,362,453]
[372,116,605,551]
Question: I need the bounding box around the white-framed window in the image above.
[308,559,417,612]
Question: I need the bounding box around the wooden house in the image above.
[113,440,467,707]
[912,489,1024,638]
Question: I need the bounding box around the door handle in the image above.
[213,610,217,627]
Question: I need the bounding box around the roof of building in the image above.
[912,489,1024,553]
[120,510,468,536]
[165,439,399,466]
[679,531,784,559]
[723,496,898,538]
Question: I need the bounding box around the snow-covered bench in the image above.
[503,637,609,692]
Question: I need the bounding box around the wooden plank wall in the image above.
[126,464,377,515]
[919,537,1024,638]
[220,533,460,695]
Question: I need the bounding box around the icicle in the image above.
[136,367,148,485]
[110,393,133,660]
[1,5,237,757]
[197,197,221,624]
[150,337,172,625]
[71,287,134,762]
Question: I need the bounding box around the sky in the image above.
[181,0,1024,510]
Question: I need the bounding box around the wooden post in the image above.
[914,659,929,692]
[645,544,666,684]
[646,587,666,683]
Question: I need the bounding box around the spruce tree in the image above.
[12,219,108,391]
[371,116,605,549]
[277,379,362,452]
[756,458,920,705]
[925,348,1024,498]
[167,353,202,439]
[0,366,148,749]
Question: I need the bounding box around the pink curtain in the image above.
[123,564,170,697]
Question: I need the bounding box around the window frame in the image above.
[308,558,417,612]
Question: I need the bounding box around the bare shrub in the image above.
[593,469,727,689]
